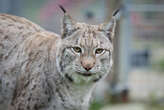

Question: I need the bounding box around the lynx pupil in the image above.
[72,47,82,53]
[95,48,104,54]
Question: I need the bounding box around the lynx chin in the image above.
[0,6,119,110]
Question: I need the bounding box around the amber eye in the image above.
[72,47,82,53]
[95,48,104,54]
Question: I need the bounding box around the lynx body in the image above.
[0,9,118,110]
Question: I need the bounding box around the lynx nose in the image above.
[84,65,92,71]
[81,57,95,71]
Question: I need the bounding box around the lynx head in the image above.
[56,6,119,84]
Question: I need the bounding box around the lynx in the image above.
[0,6,119,110]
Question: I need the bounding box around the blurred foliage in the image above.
[149,92,159,106]
[152,59,164,72]
[146,102,164,110]
[146,93,164,110]
[23,0,46,23]
[89,100,105,110]
[131,0,164,4]
[158,60,164,71]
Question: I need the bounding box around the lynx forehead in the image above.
[64,24,112,48]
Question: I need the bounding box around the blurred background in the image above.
[0,0,164,110]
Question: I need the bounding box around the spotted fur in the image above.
[0,10,118,110]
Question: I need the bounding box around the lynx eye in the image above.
[72,47,82,53]
[95,48,105,54]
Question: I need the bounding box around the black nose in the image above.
[84,67,92,71]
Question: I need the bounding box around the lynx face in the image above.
[56,13,116,84]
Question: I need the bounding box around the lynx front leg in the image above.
[11,72,52,110]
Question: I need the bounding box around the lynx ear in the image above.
[102,9,120,41]
[59,5,76,39]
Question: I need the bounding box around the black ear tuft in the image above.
[112,9,120,17]
[58,5,66,13]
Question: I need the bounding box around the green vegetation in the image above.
[146,93,164,110]
[152,59,164,72]
[146,103,164,110]
[89,101,105,110]
[157,59,164,71]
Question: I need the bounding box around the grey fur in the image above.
[0,12,117,110]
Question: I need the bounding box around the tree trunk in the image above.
[105,0,122,103]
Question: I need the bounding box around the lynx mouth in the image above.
[77,72,103,82]
[76,72,93,77]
